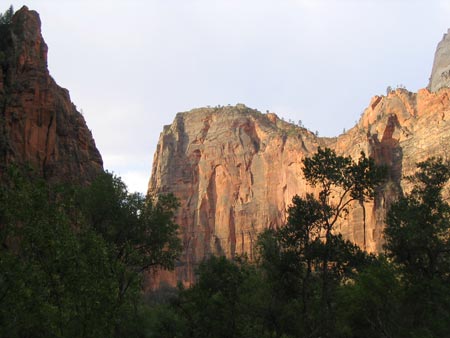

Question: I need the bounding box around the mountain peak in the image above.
[0,7,102,183]
[428,28,450,92]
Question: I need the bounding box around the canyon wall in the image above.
[0,7,102,183]
[429,28,450,92]
[149,89,450,286]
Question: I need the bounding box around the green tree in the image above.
[335,257,403,338]
[383,158,450,337]
[0,168,182,337]
[0,167,117,337]
[169,255,271,338]
[78,173,181,307]
[257,148,384,337]
[0,5,13,25]
[384,158,450,280]
[302,148,383,319]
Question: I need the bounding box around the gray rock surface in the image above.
[428,29,450,92]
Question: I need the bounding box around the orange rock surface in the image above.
[149,88,450,286]
[0,7,102,183]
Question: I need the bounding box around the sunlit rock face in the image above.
[149,105,329,285]
[333,88,450,253]
[429,28,450,92]
[0,7,102,183]
[148,88,450,287]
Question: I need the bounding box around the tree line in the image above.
[1,148,449,337]
[0,167,181,337]
[148,149,450,338]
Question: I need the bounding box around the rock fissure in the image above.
[149,86,450,286]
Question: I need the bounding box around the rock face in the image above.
[149,105,331,284]
[149,29,450,287]
[333,88,450,252]
[0,7,102,183]
[149,90,450,286]
[429,28,450,92]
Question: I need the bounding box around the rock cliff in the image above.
[149,28,450,286]
[429,28,450,92]
[149,90,450,287]
[0,6,102,183]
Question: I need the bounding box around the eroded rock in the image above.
[149,88,450,287]
[0,6,102,183]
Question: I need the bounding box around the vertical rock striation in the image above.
[333,88,450,252]
[149,105,330,284]
[148,28,450,287]
[149,88,450,286]
[0,6,102,183]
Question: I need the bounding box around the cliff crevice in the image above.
[149,87,450,286]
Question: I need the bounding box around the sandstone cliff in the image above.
[429,28,450,92]
[149,91,450,287]
[0,7,102,183]
[149,27,450,286]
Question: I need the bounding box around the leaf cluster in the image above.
[0,6,13,25]
[0,167,181,337]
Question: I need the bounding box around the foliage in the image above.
[163,255,273,338]
[145,154,449,338]
[77,172,181,309]
[384,158,450,280]
[0,5,13,25]
[336,257,403,338]
[0,167,181,337]
[2,151,450,337]
[335,158,450,338]
[383,157,450,337]
[254,148,384,337]
[162,143,385,337]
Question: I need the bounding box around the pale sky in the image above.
[7,0,450,193]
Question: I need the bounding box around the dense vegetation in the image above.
[1,148,449,337]
[0,168,181,337]
[147,150,450,338]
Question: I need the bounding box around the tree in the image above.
[0,167,117,337]
[0,168,182,337]
[172,255,269,338]
[257,148,384,337]
[0,5,13,25]
[303,147,385,250]
[335,257,403,338]
[77,172,182,316]
[302,148,384,307]
[384,158,450,280]
[383,158,450,336]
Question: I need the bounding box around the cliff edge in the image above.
[149,28,450,286]
[429,28,450,92]
[0,6,102,183]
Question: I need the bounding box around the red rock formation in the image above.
[0,6,102,183]
[149,88,450,287]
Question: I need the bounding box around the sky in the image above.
[6,0,450,193]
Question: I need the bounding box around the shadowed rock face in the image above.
[429,28,450,92]
[0,6,102,183]
[149,87,450,287]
